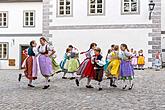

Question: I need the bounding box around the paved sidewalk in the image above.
[0,69,165,110]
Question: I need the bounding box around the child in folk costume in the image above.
[131,50,138,69]
[92,47,105,90]
[119,44,134,90]
[154,51,161,71]
[138,50,145,70]
[75,43,97,88]
[104,45,115,72]
[38,37,55,89]
[67,52,80,79]
[107,45,120,87]
[49,46,62,76]
[60,48,72,79]
[19,40,39,87]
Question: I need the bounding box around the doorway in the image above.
[20,45,29,69]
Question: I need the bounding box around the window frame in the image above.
[56,0,73,17]
[23,10,35,28]
[0,11,8,28]
[0,42,9,60]
[121,0,140,15]
[88,0,105,16]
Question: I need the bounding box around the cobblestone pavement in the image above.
[0,69,165,110]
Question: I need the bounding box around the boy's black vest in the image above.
[94,54,103,69]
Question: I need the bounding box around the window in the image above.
[88,0,105,16]
[122,0,140,14]
[57,0,73,17]
[0,12,8,27]
[23,11,35,27]
[0,43,8,60]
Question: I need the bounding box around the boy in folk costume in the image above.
[131,50,138,69]
[154,51,161,71]
[75,43,97,88]
[138,50,145,70]
[107,45,120,87]
[19,40,39,87]
[92,47,105,90]
[119,44,134,90]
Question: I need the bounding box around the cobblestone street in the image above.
[0,69,165,110]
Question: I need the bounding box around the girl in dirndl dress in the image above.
[75,43,97,88]
[137,50,145,70]
[38,37,55,89]
[60,48,72,79]
[154,51,161,71]
[119,44,134,90]
[20,40,38,87]
[131,50,138,69]
[107,45,120,87]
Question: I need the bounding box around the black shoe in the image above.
[28,84,35,88]
[86,85,94,88]
[110,79,113,86]
[48,79,51,82]
[112,84,117,88]
[18,74,22,82]
[99,88,103,91]
[62,77,67,79]
[75,79,79,86]
[70,77,75,80]
[122,85,127,90]
[43,85,50,89]
[142,68,144,70]
[128,84,134,90]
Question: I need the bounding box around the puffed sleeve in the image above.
[33,47,39,56]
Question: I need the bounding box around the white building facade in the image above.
[0,0,43,69]
[43,0,162,68]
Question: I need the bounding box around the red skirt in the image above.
[81,59,95,79]
[24,56,37,80]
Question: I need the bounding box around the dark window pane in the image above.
[90,5,95,8]
[124,0,129,2]
[66,0,70,5]
[124,3,130,12]
[97,0,102,3]
[97,4,102,8]
[30,22,33,25]
[60,11,64,14]
[30,12,34,16]
[97,9,102,13]
[0,13,2,17]
[60,6,64,9]
[3,13,6,17]
[25,22,29,25]
[3,22,6,26]
[60,2,64,5]
[25,12,29,16]
[90,9,95,13]
[90,0,95,3]
[30,17,33,21]
[66,11,70,14]
[66,6,70,10]
[131,3,137,12]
